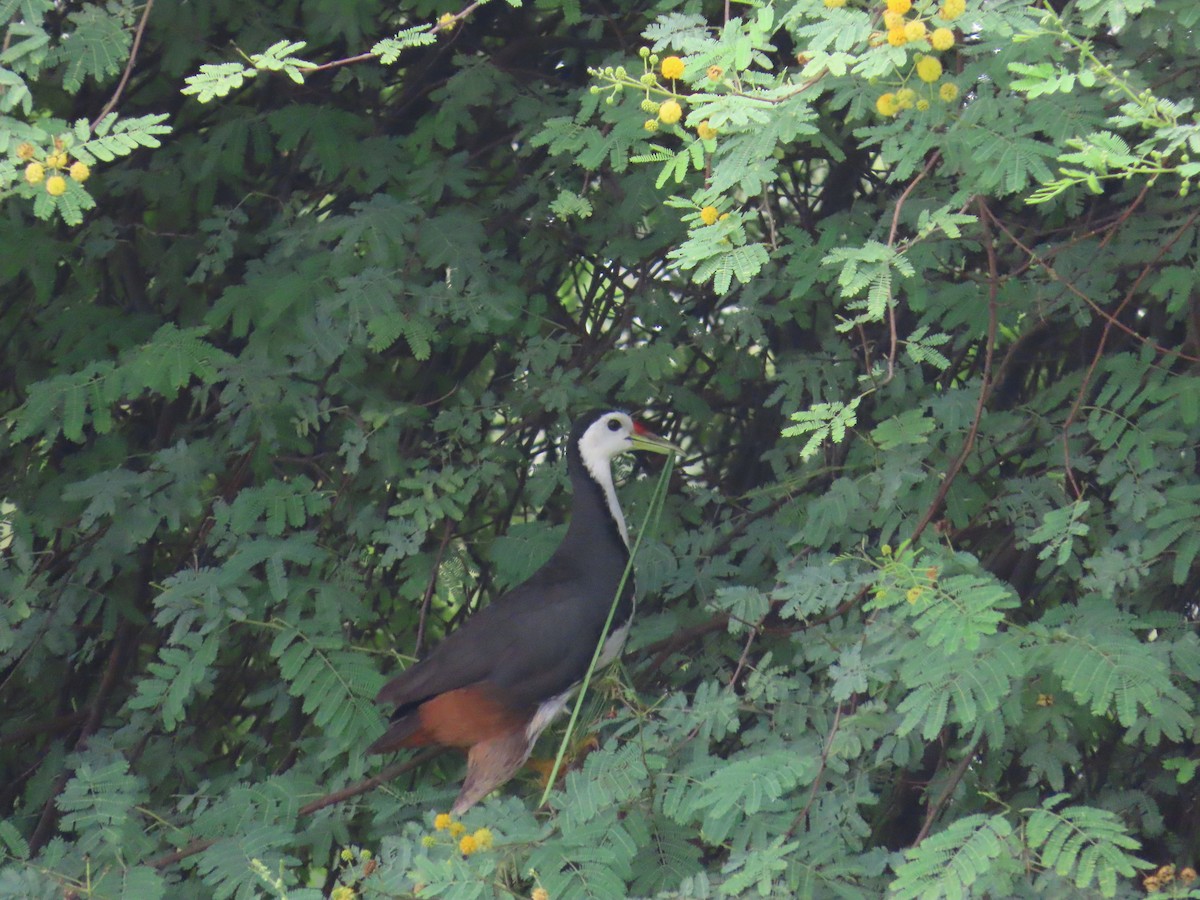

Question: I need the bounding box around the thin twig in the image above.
[787,702,844,838]
[1056,205,1200,497]
[913,740,980,844]
[881,151,942,382]
[307,2,484,73]
[909,197,998,542]
[145,750,443,870]
[986,209,1200,365]
[92,0,156,128]
[415,519,454,656]
[727,624,760,688]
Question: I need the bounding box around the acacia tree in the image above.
[1,0,1198,897]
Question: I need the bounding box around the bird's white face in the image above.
[576,411,638,470]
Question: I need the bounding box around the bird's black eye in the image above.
[607,418,622,432]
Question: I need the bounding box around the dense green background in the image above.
[2,0,1199,896]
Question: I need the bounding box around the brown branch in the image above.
[146,750,443,870]
[986,210,1200,366]
[909,197,999,542]
[881,150,942,382]
[0,711,87,746]
[787,702,844,838]
[306,2,484,73]
[912,739,980,845]
[1056,205,1200,498]
[415,519,454,656]
[92,0,156,129]
[29,624,132,853]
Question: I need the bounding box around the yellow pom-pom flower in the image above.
[916,98,930,111]
[699,206,720,225]
[940,0,965,20]
[939,81,959,101]
[330,887,356,900]
[883,10,906,29]
[916,56,943,82]
[657,99,683,124]
[824,0,847,7]
[906,586,923,603]
[660,56,685,80]
[472,828,494,850]
[448,821,466,838]
[420,835,437,847]
[16,142,35,161]
[707,65,723,81]
[531,889,550,900]
[69,161,90,182]
[459,834,478,855]
[887,0,912,13]
[46,175,67,196]
[434,813,453,831]
[876,92,901,117]
[438,12,456,29]
[696,120,717,141]
[904,20,926,41]
[895,87,916,109]
[931,27,955,50]
[887,27,908,46]
[24,162,45,185]
[644,119,659,132]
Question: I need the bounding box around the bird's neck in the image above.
[562,453,630,557]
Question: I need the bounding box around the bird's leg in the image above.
[451,730,532,815]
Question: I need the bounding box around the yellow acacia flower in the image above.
[916,56,943,82]
[16,142,35,160]
[331,888,356,900]
[472,828,494,850]
[939,81,959,101]
[660,56,685,80]
[644,119,659,132]
[69,161,90,182]
[904,20,926,41]
[916,98,930,110]
[887,27,908,46]
[531,889,550,900]
[24,162,45,185]
[438,12,456,29]
[696,120,717,140]
[895,87,916,109]
[887,0,912,13]
[420,835,437,847]
[434,813,452,831]
[707,65,723,81]
[931,27,955,50]
[448,821,466,838]
[699,206,719,225]
[824,0,847,7]
[658,99,683,124]
[883,10,905,29]
[876,92,900,117]
[46,175,67,196]
[940,0,965,20]
[459,834,478,855]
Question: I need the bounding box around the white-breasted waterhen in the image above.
[367,409,679,813]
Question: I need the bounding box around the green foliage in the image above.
[3,0,1200,896]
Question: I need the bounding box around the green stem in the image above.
[536,452,676,809]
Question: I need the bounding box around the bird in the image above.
[366,409,679,814]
